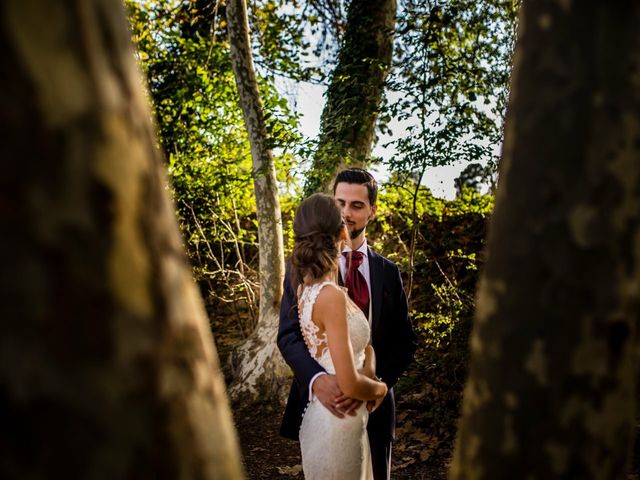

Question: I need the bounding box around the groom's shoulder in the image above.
[368,247,401,271]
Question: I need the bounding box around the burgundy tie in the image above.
[343,251,370,317]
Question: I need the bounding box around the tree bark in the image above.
[450,2,640,479]
[0,1,243,478]
[304,0,397,194]
[226,0,289,400]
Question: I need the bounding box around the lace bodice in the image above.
[297,280,370,374]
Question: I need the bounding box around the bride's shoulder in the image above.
[313,286,346,327]
[314,282,346,308]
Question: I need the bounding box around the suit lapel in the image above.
[368,247,383,332]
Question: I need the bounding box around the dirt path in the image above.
[231,399,448,479]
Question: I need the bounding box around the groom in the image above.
[278,168,417,480]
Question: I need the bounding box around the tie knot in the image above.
[343,251,365,269]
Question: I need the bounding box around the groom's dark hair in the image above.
[333,168,378,206]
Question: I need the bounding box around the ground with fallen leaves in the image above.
[231,397,448,479]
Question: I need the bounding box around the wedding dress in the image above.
[297,280,373,480]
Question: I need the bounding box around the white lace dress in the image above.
[297,281,373,480]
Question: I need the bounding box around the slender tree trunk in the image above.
[304,0,397,195]
[226,0,288,400]
[450,2,640,479]
[0,1,243,478]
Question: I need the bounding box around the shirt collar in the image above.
[342,238,368,256]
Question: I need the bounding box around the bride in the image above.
[289,193,388,479]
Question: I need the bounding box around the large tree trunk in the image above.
[0,1,243,478]
[304,0,396,195]
[450,2,640,479]
[226,0,288,400]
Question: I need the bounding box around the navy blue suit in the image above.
[277,247,417,479]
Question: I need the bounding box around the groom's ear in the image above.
[369,204,377,220]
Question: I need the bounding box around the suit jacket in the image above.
[277,247,417,442]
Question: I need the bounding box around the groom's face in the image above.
[334,182,376,241]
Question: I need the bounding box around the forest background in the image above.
[125,0,517,476]
[4,1,640,479]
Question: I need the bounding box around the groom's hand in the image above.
[336,395,363,416]
[313,375,358,418]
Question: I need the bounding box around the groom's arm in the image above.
[277,266,325,389]
[377,263,418,388]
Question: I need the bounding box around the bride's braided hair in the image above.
[290,193,343,294]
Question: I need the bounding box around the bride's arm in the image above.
[359,345,376,379]
[314,287,387,402]
[359,345,385,413]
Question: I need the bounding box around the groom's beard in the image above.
[349,226,365,239]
